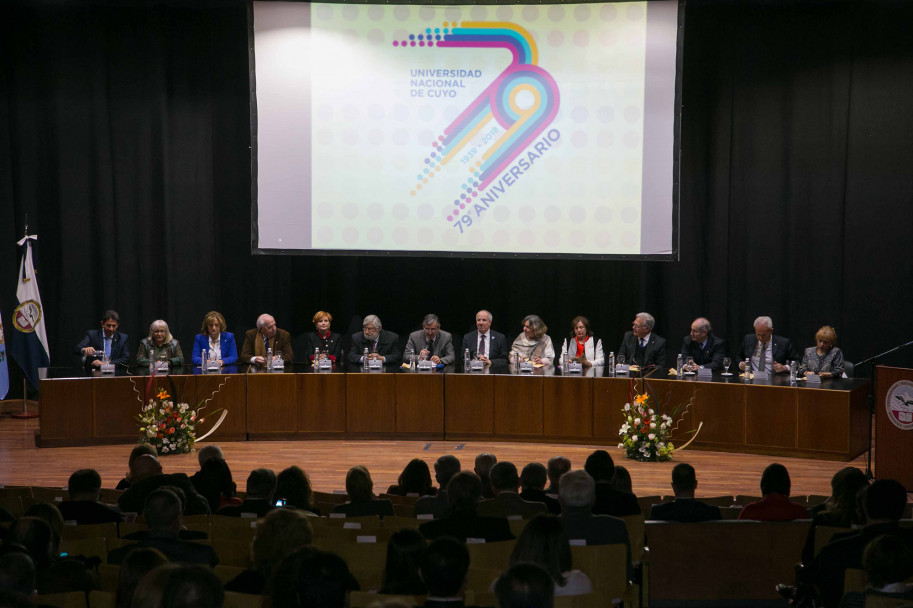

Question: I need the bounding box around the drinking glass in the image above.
[722,357,732,376]
[686,356,695,372]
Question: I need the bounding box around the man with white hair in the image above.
[738,316,797,374]
[240,313,294,366]
[617,312,667,370]
[347,314,401,366]
[461,309,509,367]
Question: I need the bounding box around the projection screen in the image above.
[251,1,682,259]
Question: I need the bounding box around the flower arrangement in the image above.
[617,381,692,462]
[136,388,205,455]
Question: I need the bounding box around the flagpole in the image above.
[12,215,39,419]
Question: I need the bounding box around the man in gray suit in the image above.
[404,313,455,365]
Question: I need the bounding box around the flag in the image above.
[9,234,50,389]
[0,306,8,399]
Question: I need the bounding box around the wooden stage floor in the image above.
[0,409,871,497]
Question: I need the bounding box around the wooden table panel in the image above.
[345,372,396,433]
[247,372,298,433]
[745,384,796,448]
[690,381,746,445]
[493,375,543,436]
[796,388,849,454]
[543,376,593,438]
[299,373,347,434]
[592,376,634,440]
[444,373,495,435]
[193,373,247,441]
[395,373,444,436]
[94,377,150,439]
[39,378,94,441]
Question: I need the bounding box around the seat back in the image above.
[35,592,87,608]
[211,539,253,568]
[60,537,109,562]
[223,592,264,608]
[348,591,425,607]
[88,590,115,608]
[844,568,867,594]
[638,495,664,515]
[570,543,629,600]
[621,513,646,562]
[61,522,119,541]
[467,540,516,572]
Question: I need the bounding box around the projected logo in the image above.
[396,21,560,231]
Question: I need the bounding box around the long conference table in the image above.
[37,363,870,461]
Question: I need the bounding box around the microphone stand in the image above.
[855,339,913,480]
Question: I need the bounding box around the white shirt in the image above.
[750,339,774,372]
[208,334,222,360]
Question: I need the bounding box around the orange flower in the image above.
[156,389,170,400]
[634,394,648,405]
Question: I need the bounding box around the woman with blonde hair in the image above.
[302,310,342,363]
[191,310,238,366]
[137,320,183,367]
[798,325,845,378]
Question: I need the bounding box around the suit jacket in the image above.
[461,330,509,365]
[617,331,667,370]
[331,498,395,517]
[477,491,548,519]
[679,334,727,371]
[191,332,239,365]
[419,509,514,543]
[301,331,343,362]
[107,531,219,566]
[519,489,561,515]
[738,334,798,368]
[404,329,455,365]
[57,500,124,524]
[75,329,130,367]
[649,498,722,522]
[240,327,294,364]
[414,490,450,519]
[592,482,641,517]
[117,473,210,516]
[347,329,401,366]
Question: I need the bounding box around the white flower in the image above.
[162,446,169,453]
[620,423,630,434]
[648,433,656,440]
[657,442,665,448]
[648,408,654,415]
[624,403,631,411]
[650,422,657,429]
[631,437,638,444]
[617,443,624,449]
[180,403,189,412]
[146,428,156,438]
[634,418,641,425]
[660,422,667,429]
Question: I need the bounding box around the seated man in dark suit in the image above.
[404,313,455,365]
[57,469,123,524]
[462,310,510,368]
[188,444,225,494]
[117,455,210,516]
[680,317,727,372]
[109,488,218,566]
[650,463,722,522]
[808,479,913,608]
[419,537,476,608]
[738,316,798,375]
[415,455,461,519]
[584,450,640,517]
[419,471,514,543]
[616,312,667,371]
[331,465,394,517]
[240,313,294,366]
[519,463,561,515]
[545,456,571,496]
[75,309,130,369]
[346,315,401,367]
[216,468,277,518]
[478,462,548,519]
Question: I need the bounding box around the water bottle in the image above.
[148,344,155,371]
[314,348,321,368]
[744,357,751,376]
[409,353,416,372]
[266,347,273,370]
[676,353,683,377]
[608,352,615,376]
[789,360,797,381]
[464,348,471,372]
[363,347,369,371]
[562,349,569,369]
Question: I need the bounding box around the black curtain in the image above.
[2,0,913,396]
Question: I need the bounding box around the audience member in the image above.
[58,468,124,524]
[118,454,209,515]
[115,548,168,608]
[332,466,395,517]
[225,508,314,595]
[7,516,94,594]
[386,459,436,497]
[474,453,497,499]
[216,468,277,517]
[109,488,218,566]
[275,466,319,514]
[0,550,36,596]
[415,455,461,519]
[192,458,241,514]
[22,503,64,548]
[418,537,472,608]
[545,456,570,495]
[609,465,633,495]
[519,463,561,515]
[801,467,869,563]
[132,564,224,608]
[478,462,548,518]
[188,445,225,489]
[380,529,426,596]
[738,463,808,521]
[507,515,593,597]
[269,547,359,608]
[116,443,158,490]
[584,450,640,516]
[494,563,554,608]
[650,463,722,522]
[419,471,513,543]
[837,535,913,608]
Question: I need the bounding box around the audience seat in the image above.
[35,591,87,608]
[570,543,634,607]
[805,494,829,508]
[814,525,848,557]
[98,489,123,504]
[60,536,108,562]
[844,568,867,595]
[312,491,347,504]
[637,495,663,514]
[0,495,24,517]
[97,564,120,592]
[378,493,420,505]
[88,590,115,608]
[349,591,424,607]
[31,486,68,502]
[211,539,252,568]
[719,506,743,520]
[61,522,118,541]
[224,591,264,608]
[733,495,763,505]
[621,513,646,562]
[210,515,259,542]
[214,565,246,585]
[466,539,517,572]
[315,539,387,590]
[700,496,738,507]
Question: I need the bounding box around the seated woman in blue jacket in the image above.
[191,310,239,367]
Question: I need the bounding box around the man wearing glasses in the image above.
[681,317,727,372]
[348,315,401,367]
[616,312,667,370]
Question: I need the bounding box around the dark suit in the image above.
[57,500,124,524]
[617,331,667,370]
[478,491,548,519]
[414,491,450,519]
[404,329,455,365]
[461,330,509,366]
[240,328,294,364]
[419,509,514,543]
[738,334,798,370]
[679,334,727,371]
[592,482,641,517]
[107,531,219,566]
[75,329,130,367]
[519,489,561,515]
[301,331,343,362]
[117,473,210,516]
[649,498,722,522]
[331,499,395,517]
[347,329,401,366]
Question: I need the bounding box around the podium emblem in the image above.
[885,380,913,430]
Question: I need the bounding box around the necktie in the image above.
[756,341,767,372]
[263,336,269,351]
[479,334,487,357]
[640,338,646,348]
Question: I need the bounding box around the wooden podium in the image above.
[875,366,913,487]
